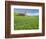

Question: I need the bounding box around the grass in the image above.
[14,13,39,30]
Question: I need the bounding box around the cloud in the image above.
[26,13,39,16]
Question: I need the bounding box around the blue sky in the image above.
[14,8,39,16]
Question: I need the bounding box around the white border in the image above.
[11,5,42,34]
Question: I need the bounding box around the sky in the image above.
[14,8,39,16]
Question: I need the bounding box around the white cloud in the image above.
[26,13,39,16]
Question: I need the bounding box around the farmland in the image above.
[14,13,39,30]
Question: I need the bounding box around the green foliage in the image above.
[14,13,39,30]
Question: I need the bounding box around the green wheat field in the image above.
[14,13,39,30]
